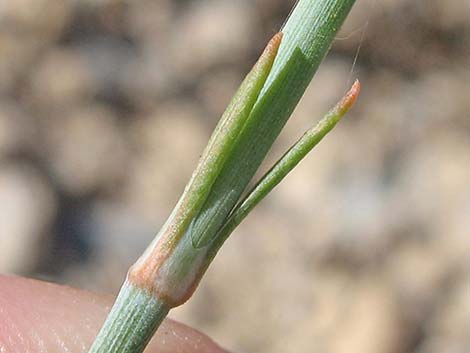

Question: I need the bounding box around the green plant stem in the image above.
[88,1,358,352]
[190,0,356,249]
[88,282,168,353]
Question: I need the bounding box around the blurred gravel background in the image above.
[0,0,469,352]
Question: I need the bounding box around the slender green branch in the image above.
[88,1,358,352]
[208,80,360,257]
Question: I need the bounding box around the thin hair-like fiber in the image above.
[344,0,377,91]
[345,19,368,90]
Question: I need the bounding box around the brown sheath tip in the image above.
[338,79,361,114]
[261,32,283,62]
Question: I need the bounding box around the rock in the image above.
[417,278,470,353]
[169,1,255,79]
[0,164,56,273]
[0,102,36,157]
[27,48,95,109]
[0,33,42,94]
[125,101,208,220]
[328,279,405,353]
[195,69,242,118]
[126,0,173,40]
[61,200,157,293]
[44,105,129,196]
[0,0,70,40]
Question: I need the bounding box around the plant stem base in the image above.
[88,281,169,353]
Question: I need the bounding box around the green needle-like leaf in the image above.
[208,80,361,257]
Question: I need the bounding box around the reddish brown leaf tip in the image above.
[269,32,283,51]
[261,32,283,62]
[337,79,361,115]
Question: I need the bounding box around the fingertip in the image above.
[0,275,228,353]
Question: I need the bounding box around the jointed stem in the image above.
[88,1,358,352]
